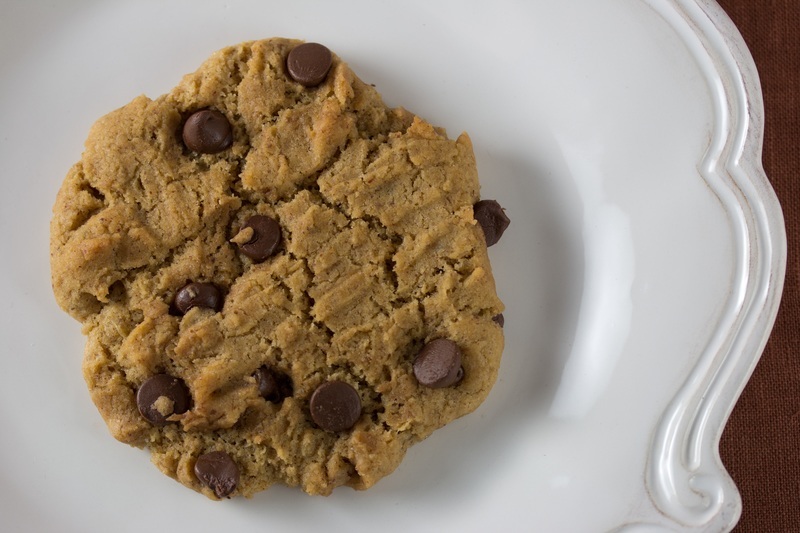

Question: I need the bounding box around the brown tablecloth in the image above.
[715,1,799,531]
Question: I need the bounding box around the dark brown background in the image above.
[716,1,799,531]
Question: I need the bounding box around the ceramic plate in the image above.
[0,0,785,531]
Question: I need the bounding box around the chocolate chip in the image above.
[255,366,293,403]
[182,109,233,154]
[237,215,282,262]
[136,374,190,425]
[413,339,463,388]
[309,381,362,432]
[286,43,333,87]
[194,451,239,499]
[493,313,505,327]
[473,200,510,246]
[174,282,222,314]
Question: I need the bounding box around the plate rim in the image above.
[630,1,787,531]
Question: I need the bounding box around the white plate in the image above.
[0,1,785,531]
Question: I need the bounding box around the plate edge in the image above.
[632,1,787,532]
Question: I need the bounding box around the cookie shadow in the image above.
[363,148,585,501]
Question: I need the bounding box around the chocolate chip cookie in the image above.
[50,38,507,499]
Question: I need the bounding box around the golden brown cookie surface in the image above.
[50,38,504,499]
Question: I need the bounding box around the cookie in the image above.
[50,38,507,499]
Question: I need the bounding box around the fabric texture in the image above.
[715,1,800,531]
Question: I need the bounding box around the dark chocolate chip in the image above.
[309,380,362,432]
[136,374,190,425]
[238,215,282,262]
[473,200,510,246]
[286,43,333,87]
[174,282,223,314]
[493,313,505,327]
[182,109,233,154]
[194,451,239,499]
[413,338,463,388]
[255,366,293,403]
